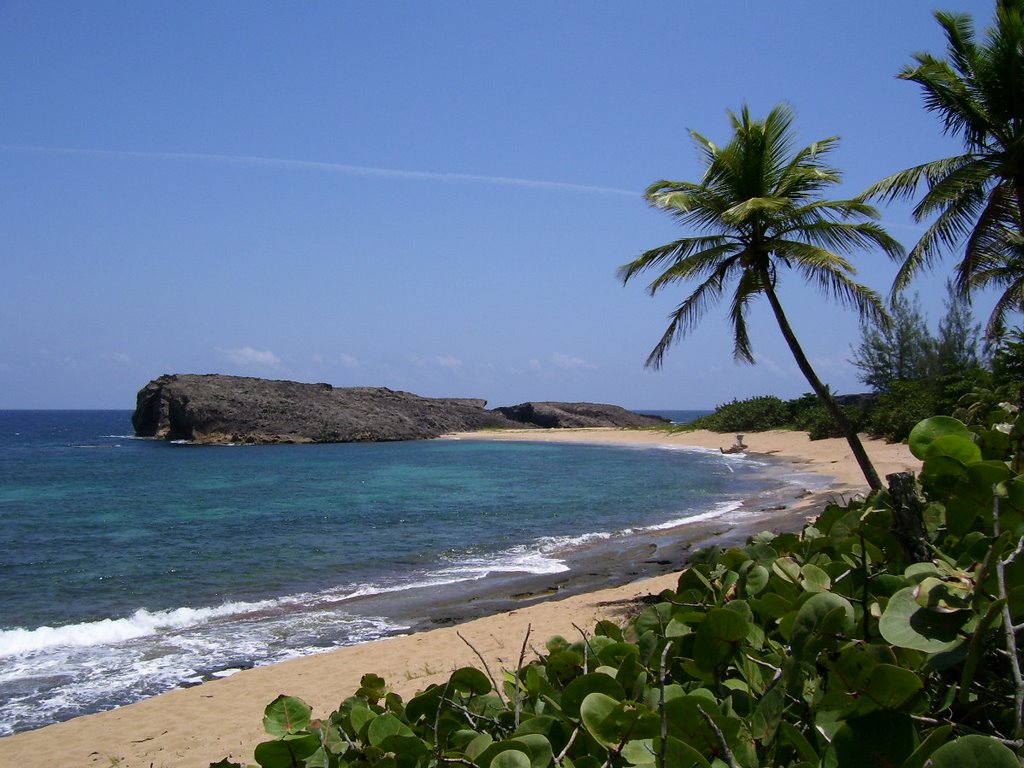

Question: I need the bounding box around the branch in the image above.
[697,704,739,768]
[514,624,532,729]
[456,631,506,706]
[992,494,1024,739]
[659,643,673,768]
[573,623,593,674]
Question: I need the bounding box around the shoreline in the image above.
[0,428,920,768]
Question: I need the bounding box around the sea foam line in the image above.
[0,599,278,657]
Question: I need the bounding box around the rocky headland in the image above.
[132,374,668,444]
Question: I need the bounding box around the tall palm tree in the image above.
[620,104,904,491]
[864,0,1024,336]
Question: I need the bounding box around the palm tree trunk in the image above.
[758,270,883,491]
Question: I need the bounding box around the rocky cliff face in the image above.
[495,401,669,429]
[132,374,669,444]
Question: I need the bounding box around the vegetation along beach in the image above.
[4,1,1024,767]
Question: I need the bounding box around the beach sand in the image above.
[0,429,920,768]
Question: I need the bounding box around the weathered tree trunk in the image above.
[887,471,931,564]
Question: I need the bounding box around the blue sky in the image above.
[0,1,1000,410]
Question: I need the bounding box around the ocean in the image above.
[0,409,819,735]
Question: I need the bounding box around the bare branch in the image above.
[456,631,505,707]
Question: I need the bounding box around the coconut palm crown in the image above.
[620,104,904,490]
[864,0,1024,336]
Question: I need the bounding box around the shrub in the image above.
[688,395,790,432]
[865,380,938,442]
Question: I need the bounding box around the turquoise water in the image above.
[0,409,792,734]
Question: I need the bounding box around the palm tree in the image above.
[864,0,1024,336]
[619,104,904,491]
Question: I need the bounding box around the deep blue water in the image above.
[0,408,789,735]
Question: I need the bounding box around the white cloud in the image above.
[432,355,463,370]
[339,353,362,369]
[223,347,282,367]
[551,352,597,371]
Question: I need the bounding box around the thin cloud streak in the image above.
[0,144,637,197]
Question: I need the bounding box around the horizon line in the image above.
[0,144,638,197]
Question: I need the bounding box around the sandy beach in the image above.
[0,428,920,768]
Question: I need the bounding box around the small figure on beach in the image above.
[720,434,747,454]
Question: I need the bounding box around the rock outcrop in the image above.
[132,374,668,444]
[495,401,669,429]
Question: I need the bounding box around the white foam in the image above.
[639,500,746,531]
[0,599,278,657]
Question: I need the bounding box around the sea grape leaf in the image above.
[772,556,802,585]
[790,592,854,659]
[262,695,312,737]
[914,577,973,612]
[253,733,321,768]
[663,697,737,758]
[799,563,831,593]
[489,750,533,768]
[925,734,1020,767]
[654,736,711,768]
[693,608,749,672]
[579,692,658,748]
[825,712,917,768]
[347,704,376,737]
[878,587,968,653]
[356,673,388,702]
[909,417,974,460]
[741,563,770,596]
[404,684,444,724]
[561,673,626,719]
[510,733,555,768]
[926,434,982,464]
[475,740,532,768]
[450,666,492,695]
[620,738,655,765]
[367,713,414,746]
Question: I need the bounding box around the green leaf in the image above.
[561,673,626,719]
[693,608,749,672]
[450,666,492,695]
[926,734,1020,767]
[262,695,312,738]
[366,713,414,746]
[509,734,555,768]
[900,724,953,768]
[799,563,831,592]
[926,434,982,464]
[490,750,532,768]
[825,712,917,768]
[790,592,854,658]
[404,684,444,724]
[654,736,711,768]
[878,587,967,653]
[741,563,770,596]
[621,739,656,765]
[253,733,321,768]
[579,692,658,748]
[909,416,973,460]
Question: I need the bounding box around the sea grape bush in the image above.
[216,407,1024,768]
